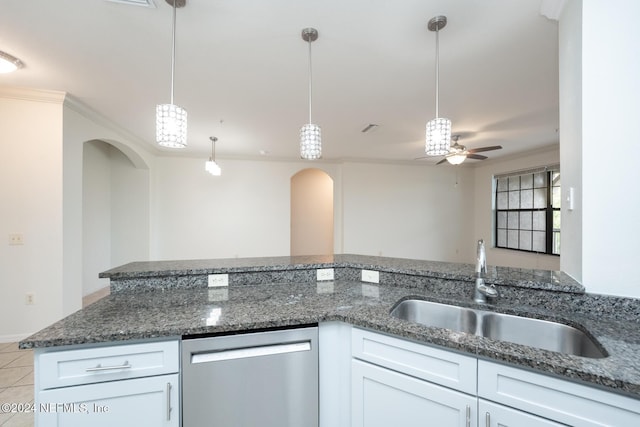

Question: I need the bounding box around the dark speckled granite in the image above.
[100,254,585,294]
[20,255,640,400]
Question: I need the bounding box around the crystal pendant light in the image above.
[156,0,187,148]
[425,16,451,156]
[205,137,222,176]
[300,28,321,160]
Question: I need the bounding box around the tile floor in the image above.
[0,342,34,426]
[0,287,110,426]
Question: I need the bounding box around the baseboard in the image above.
[0,333,32,344]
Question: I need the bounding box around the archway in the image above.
[290,168,334,256]
[82,139,150,301]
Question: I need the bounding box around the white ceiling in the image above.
[0,0,559,164]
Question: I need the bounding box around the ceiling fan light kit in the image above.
[425,15,452,156]
[156,0,187,148]
[300,27,322,160]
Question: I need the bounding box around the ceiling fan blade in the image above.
[466,154,488,160]
[413,156,429,160]
[435,158,448,165]
[467,145,502,154]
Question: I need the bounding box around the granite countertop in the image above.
[20,255,640,399]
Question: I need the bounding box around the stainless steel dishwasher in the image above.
[182,326,318,426]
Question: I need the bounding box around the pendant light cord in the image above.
[434,26,439,119]
[308,37,313,124]
[170,0,177,105]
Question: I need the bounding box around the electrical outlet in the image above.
[25,293,35,305]
[361,269,380,284]
[316,268,334,281]
[9,233,24,245]
[208,273,229,287]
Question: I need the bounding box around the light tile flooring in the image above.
[0,287,110,426]
[0,342,34,426]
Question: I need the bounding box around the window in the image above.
[494,166,560,255]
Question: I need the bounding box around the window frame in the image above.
[494,166,560,256]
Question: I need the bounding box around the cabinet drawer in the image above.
[478,360,640,427]
[38,340,179,390]
[352,328,477,394]
[479,399,565,427]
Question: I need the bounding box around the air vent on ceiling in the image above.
[105,0,156,8]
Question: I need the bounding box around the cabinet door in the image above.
[352,359,476,427]
[37,373,179,427]
[479,399,566,427]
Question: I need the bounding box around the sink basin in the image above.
[390,299,607,359]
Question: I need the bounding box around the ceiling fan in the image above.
[416,135,502,165]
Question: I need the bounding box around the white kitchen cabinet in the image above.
[34,339,180,427]
[352,359,476,427]
[478,360,640,427]
[37,373,179,427]
[352,328,477,427]
[478,399,565,427]
[350,327,640,427]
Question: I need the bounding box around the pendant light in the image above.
[205,136,221,176]
[425,16,451,156]
[300,27,321,160]
[156,0,187,148]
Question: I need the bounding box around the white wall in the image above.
[558,0,583,282]
[110,144,150,268]
[151,157,343,260]
[578,0,640,297]
[82,141,112,295]
[81,140,149,296]
[341,162,475,262]
[473,146,561,271]
[150,158,474,263]
[0,88,65,342]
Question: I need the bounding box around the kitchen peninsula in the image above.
[20,254,640,426]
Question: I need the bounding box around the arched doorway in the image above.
[290,168,334,256]
[82,139,149,301]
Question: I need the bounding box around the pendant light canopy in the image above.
[300,27,322,160]
[156,0,187,148]
[205,136,222,176]
[425,16,451,156]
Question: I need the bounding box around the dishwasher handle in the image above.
[190,341,312,364]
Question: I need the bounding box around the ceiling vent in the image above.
[105,0,156,8]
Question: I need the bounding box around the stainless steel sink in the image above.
[390,299,607,359]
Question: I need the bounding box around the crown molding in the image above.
[63,94,160,156]
[0,85,66,104]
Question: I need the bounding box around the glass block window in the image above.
[495,166,560,255]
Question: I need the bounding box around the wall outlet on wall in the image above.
[316,268,334,281]
[25,293,35,305]
[9,233,24,245]
[208,273,229,287]
[361,269,380,284]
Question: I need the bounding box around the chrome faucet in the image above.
[474,239,498,303]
